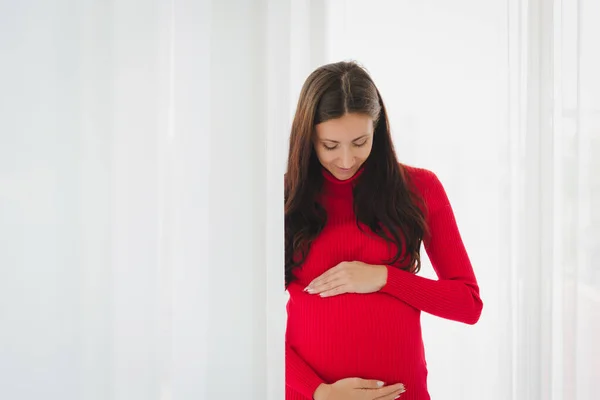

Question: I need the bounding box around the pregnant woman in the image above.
[284,61,483,400]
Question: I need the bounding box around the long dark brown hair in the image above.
[285,61,429,287]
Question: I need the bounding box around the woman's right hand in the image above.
[313,378,406,400]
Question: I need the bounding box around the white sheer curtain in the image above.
[323,0,599,399]
[0,0,299,399]
[544,0,600,397]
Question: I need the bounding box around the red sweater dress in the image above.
[285,164,483,400]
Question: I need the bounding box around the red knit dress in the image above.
[285,164,483,400]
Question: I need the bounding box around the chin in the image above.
[333,169,355,180]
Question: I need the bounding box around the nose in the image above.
[340,148,354,169]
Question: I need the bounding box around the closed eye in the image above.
[321,137,369,151]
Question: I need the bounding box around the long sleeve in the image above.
[286,342,325,399]
[379,168,483,325]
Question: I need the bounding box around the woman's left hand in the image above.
[305,261,388,297]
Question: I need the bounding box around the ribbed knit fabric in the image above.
[285,164,483,400]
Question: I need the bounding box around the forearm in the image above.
[380,265,482,324]
[286,342,325,399]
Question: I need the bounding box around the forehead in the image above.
[315,113,374,140]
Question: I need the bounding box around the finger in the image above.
[306,276,340,294]
[308,277,345,294]
[372,383,406,399]
[351,378,385,389]
[319,284,349,297]
[373,388,406,400]
[307,274,342,291]
[306,265,344,290]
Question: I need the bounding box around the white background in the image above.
[0,0,598,399]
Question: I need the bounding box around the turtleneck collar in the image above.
[321,165,364,190]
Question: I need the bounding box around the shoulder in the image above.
[400,163,442,193]
[401,163,437,184]
[399,163,450,213]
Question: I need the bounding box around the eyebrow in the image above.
[321,134,370,144]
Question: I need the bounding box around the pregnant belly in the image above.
[286,284,429,394]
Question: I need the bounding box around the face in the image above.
[314,113,375,181]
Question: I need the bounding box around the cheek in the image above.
[357,144,373,160]
[315,147,336,164]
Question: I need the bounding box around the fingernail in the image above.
[376,381,384,387]
[394,396,401,399]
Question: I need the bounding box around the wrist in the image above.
[313,383,330,400]
[377,264,389,290]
